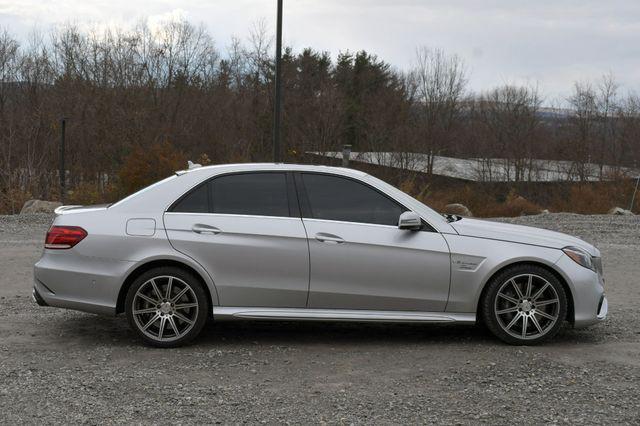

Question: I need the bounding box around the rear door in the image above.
[296,172,451,312]
[164,172,310,307]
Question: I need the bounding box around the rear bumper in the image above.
[33,278,115,315]
[33,251,134,316]
[32,286,48,307]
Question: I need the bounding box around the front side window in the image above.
[211,173,290,217]
[301,173,405,226]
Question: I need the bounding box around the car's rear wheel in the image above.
[125,267,209,347]
[482,265,567,345]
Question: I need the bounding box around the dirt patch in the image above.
[1,213,639,424]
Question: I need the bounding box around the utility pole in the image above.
[59,118,67,203]
[272,0,283,163]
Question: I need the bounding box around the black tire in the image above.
[481,264,568,345]
[125,266,209,348]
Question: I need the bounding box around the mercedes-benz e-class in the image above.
[33,163,607,347]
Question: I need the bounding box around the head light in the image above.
[562,246,595,271]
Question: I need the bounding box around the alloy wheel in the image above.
[131,275,199,343]
[494,273,560,340]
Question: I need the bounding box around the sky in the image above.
[1,0,639,103]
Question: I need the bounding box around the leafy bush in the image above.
[0,188,33,215]
[118,140,186,196]
[66,182,119,206]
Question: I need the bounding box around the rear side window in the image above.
[301,173,405,226]
[212,173,289,217]
[171,183,209,213]
[171,173,290,217]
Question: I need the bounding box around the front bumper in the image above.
[555,254,607,328]
[597,296,608,321]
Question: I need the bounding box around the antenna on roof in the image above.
[187,160,202,170]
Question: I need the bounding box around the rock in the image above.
[444,203,472,217]
[508,194,543,216]
[608,207,634,215]
[540,209,550,214]
[20,200,62,215]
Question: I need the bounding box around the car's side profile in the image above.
[33,163,607,347]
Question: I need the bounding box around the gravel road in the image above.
[1,213,639,424]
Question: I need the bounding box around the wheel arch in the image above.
[116,259,216,315]
[475,260,575,325]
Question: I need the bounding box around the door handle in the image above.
[315,232,344,244]
[192,224,221,235]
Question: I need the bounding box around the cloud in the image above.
[0,0,638,98]
[147,8,188,30]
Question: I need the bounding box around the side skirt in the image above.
[212,307,476,323]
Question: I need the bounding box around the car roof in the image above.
[175,162,369,178]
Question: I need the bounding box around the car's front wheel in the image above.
[125,267,209,347]
[481,265,568,345]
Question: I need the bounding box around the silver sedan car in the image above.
[33,163,607,347]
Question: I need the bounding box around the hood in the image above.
[450,218,599,256]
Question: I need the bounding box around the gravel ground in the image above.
[1,213,639,424]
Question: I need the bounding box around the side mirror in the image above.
[398,211,422,230]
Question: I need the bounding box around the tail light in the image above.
[45,226,87,249]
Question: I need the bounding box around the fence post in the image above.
[342,144,352,167]
[630,175,640,213]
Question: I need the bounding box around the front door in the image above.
[164,172,309,308]
[297,173,451,312]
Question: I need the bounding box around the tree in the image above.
[408,46,467,174]
[474,85,541,182]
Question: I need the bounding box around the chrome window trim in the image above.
[163,211,301,221]
[301,217,400,230]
